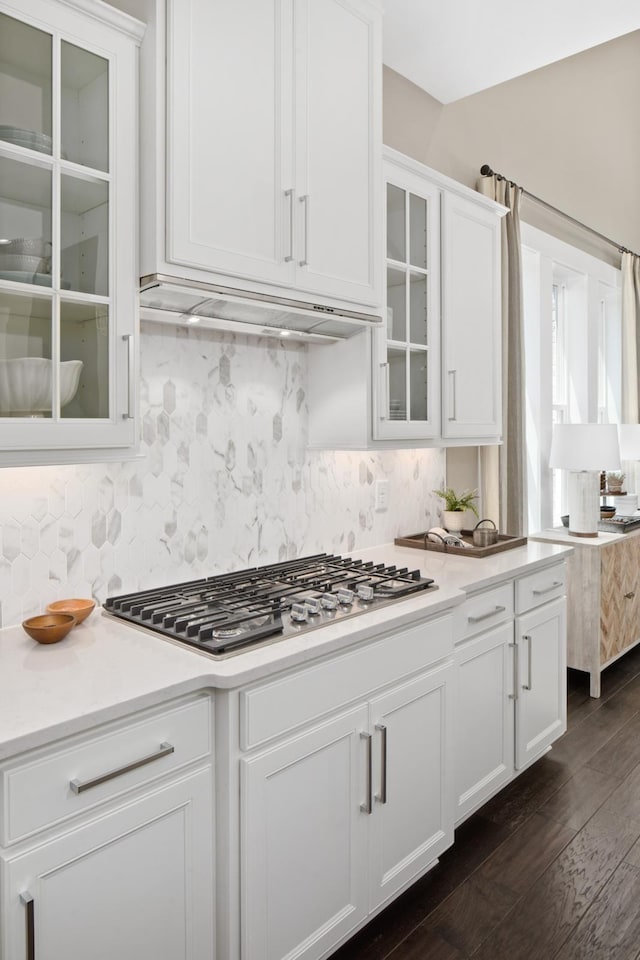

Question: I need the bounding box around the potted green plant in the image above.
[433,487,479,532]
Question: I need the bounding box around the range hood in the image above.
[139,275,382,343]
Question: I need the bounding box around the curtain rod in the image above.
[479,164,635,258]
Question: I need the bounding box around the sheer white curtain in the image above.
[477,174,527,536]
[621,252,640,421]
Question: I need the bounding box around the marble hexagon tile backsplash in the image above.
[0,322,445,628]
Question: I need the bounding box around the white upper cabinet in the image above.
[307,148,505,450]
[142,0,382,313]
[0,0,142,464]
[441,191,502,439]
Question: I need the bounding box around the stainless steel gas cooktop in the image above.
[103,553,436,658]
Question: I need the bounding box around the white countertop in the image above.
[531,526,629,547]
[0,540,571,760]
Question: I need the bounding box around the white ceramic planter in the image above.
[443,510,465,532]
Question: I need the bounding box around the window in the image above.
[522,224,622,531]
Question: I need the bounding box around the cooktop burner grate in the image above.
[104,553,436,657]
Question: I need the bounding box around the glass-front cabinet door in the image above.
[374,158,441,441]
[0,0,142,460]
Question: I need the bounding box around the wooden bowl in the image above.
[22,613,76,644]
[46,598,96,624]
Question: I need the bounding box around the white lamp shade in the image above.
[618,424,640,461]
[549,423,621,471]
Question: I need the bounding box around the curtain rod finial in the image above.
[480,164,493,177]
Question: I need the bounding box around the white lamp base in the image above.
[568,470,600,537]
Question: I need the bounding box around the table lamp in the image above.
[549,423,621,536]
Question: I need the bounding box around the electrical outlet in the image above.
[375,479,390,511]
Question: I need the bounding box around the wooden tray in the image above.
[394,530,528,558]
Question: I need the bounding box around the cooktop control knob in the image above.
[305,598,321,616]
[290,602,308,622]
[321,593,339,610]
[356,584,375,602]
[337,588,354,606]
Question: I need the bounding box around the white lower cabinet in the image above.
[454,621,514,823]
[515,597,567,769]
[2,770,213,960]
[0,694,215,960]
[239,639,454,960]
[454,563,567,824]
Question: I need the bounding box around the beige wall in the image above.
[384,31,640,258]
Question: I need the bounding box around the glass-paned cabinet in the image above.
[0,0,143,461]
[374,157,441,440]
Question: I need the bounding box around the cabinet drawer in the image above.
[454,583,513,642]
[240,615,453,750]
[516,564,566,614]
[1,695,212,844]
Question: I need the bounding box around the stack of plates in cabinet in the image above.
[0,126,52,154]
[389,400,406,420]
[0,238,52,287]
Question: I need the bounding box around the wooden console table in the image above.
[531,527,640,697]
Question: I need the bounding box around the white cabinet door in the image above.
[454,622,514,823]
[373,161,441,441]
[2,769,214,960]
[166,0,295,286]
[368,661,454,912]
[515,597,567,769]
[0,0,140,459]
[441,191,502,439]
[294,0,380,307]
[241,705,369,960]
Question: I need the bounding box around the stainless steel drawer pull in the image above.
[70,742,174,795]
[375,723,388,804]
[284,189,294,262]
[360,732,373,815]
[468,605,506,624]
[20,892,34,960]
[532,581,562,596]
[523,634,532,690]
[508,642,519,701]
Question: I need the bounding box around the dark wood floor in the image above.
[331,645,640,960]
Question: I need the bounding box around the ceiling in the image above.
[382,0,640,104]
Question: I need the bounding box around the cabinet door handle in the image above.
[360,732,373,814]
[532,581,562,596]
[69,742,174,795]
[122,334,134,421]
[522,635,532,690]
[20,892,34,960]
[298,194,309,266]
[448,369,457,421]
[380,362,390,420]
[625,591,636,600]
[375,723,387,804]
[284,189,294,262]
[508,642,519,701]
[467,605,506,624]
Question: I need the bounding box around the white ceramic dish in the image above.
[0,254,49,274]
[0,238,51,258]
[0,358,83,414]
[0,270,70,289]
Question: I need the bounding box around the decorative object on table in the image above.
[22,613,76,644]
[46,598,95,624]
[606,471,625,494]
[618,424,640,495]
[549,423,621,537]
[433,487,479,533]
[425,527,471,548]
[600,506,616,519]
[613,495,638,517]
[472,518,499,547]
[598,515,640,532]
[0,358,83,416]
[395,530,527,558]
